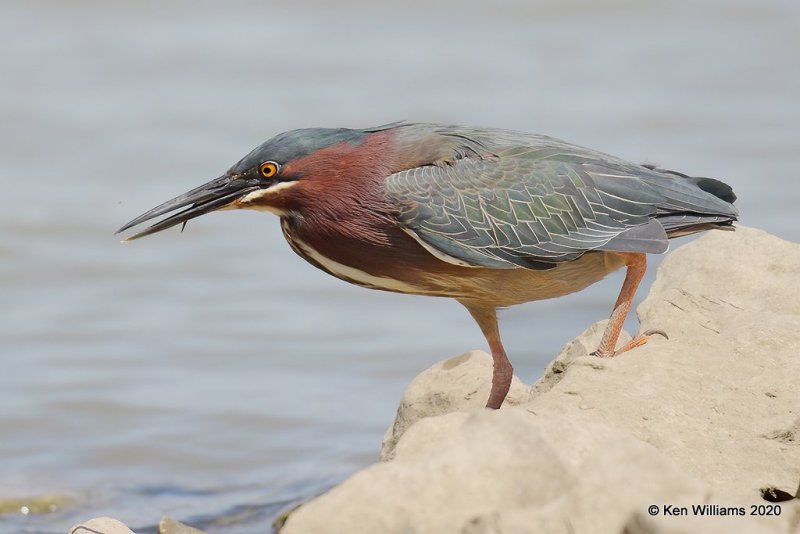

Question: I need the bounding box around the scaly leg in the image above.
[594,253,662,357]
[461,302,512,409]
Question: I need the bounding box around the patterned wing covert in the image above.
[385,150,672,270]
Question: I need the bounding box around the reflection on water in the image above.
[1,0,797,531]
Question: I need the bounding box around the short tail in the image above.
[657,214,735,237]
[642,164,738,238]
[689,176,737,204]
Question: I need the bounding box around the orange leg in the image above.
[462,302,512,409]
[594,253,663,357]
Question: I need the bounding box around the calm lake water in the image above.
[1,0,798,532]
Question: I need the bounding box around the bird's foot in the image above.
[592,329,668,358]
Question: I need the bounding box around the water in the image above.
[1,0,798,531]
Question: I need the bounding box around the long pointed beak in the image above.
[116,174,259,241]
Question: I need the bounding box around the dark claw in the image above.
[642,329,669,340]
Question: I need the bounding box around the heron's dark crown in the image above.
[230,128,370,174]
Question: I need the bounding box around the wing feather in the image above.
[384,127,736,270]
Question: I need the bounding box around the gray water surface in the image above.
[1,0,798,532]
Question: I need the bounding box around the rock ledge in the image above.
[283,227,800,534]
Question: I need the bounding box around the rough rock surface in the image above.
[69,517,136,534]
[381,350,530,460]
[282,227,800,533]
[67,516,204,534]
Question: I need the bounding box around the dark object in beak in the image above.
[116,174,259,241]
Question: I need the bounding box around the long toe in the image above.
[594,329,668,358]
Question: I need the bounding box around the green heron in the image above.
[118,123,737,409]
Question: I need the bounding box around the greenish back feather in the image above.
[384,124,737,269]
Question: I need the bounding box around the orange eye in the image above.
[259,161,280,179]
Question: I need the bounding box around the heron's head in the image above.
[117,127,373,240]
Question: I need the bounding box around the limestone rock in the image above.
[67,515,210,534]
[381,350,529,460]
[159,516,207,534]
[286,409,575,533]
[69,517,136,534]
[281,227,800,533]
[530,318,632,398]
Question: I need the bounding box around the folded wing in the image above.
[385,139,737,270]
